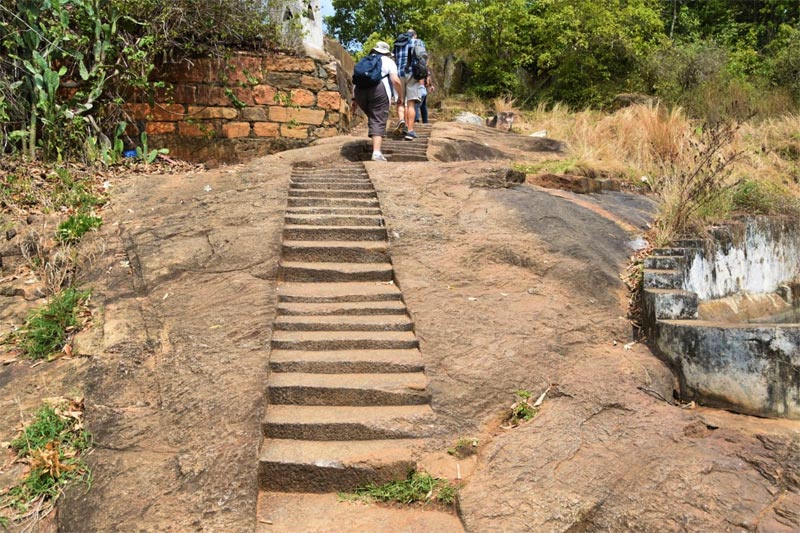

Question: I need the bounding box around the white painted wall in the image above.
[276,0,324,51]
[683,219,800,300]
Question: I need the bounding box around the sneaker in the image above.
[371,152,387,162]
[404,131,418,141]
[394,120,406,134]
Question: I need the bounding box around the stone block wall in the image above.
[124,52,352,163]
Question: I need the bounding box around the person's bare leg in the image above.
[405,102,416,132]
[373,135,382,153]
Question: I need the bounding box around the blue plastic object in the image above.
[123,149,137,158]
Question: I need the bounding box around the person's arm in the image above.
[389,72,402,100]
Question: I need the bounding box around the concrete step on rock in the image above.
[287,198,380,208]
[269,349,424,374]
[643,269,683,289]
[288,189,378,199]
[388,155,428,162]
[277,282,402,303]
[256,492,464,532]
[673,239,704,249]
[650,247,687,257]
[271,330,418,351]
[291,177,372,183]
[263,404,435,440]
[283,225,386,242]
[284,215,383,227]
[274,314,413,332]
[267,372,430,406]
[292,169,368,177]
[279,261,393,283]
[644,255,684,270]
[382,141,428,149]
[258,438,420,492]
[282,241,389,263]
[285,207,382,216]
[277,300,407,317]
[292,165,367,173]
[290,182,375,191]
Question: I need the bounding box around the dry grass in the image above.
[514,103,800,243]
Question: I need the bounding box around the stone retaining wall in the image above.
[124,52,352,163]
[641,217,800,419]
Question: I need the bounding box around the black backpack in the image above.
[409,40,428,80]
[352,53,385,89]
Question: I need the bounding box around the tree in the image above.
[326,0,435,50]
[528,0,665,106]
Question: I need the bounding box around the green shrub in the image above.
[19,288,90,360]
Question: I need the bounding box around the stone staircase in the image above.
[259,162,435,494]
[359,123,432,162]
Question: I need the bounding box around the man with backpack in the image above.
[393,29,428,141]
[351,41,402,162]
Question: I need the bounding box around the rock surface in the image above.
[2,122,796,531]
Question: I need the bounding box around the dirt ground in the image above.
[1,122,799,531]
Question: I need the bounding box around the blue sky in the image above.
[320,0,334,18]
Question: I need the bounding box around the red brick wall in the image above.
[124,52,352,163]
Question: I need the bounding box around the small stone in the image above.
[527,288,537,294]
[6,229,16,241]
[32,288,47,299]
[0,286,25,297]
[26,215,34,225]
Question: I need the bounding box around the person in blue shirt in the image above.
[415,73,434,124]
[393,29,425,141]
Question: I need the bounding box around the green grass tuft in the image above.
[3,400,91,514]
[513,158,580,175]
[11,406,90,456]
[56,213,103,245]
[447,438,478,459]
[19,288,89,360]
[343,471,457,506]
[730,178,800,216]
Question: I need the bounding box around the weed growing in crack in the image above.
[447,438,478,459]
[18,288,90,360]
[507,389,538,427]
[1,399,91,518]
[341,471,457,506]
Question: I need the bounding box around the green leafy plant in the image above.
[507,389,538,426]
[1,0,123,161]
[135,132,169,164]
[18,288,90,360]
[56,214,103,245]
[343,471,457,506]
[273,90,299,109]
[224,89,248,109]
[4,399,91,514]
